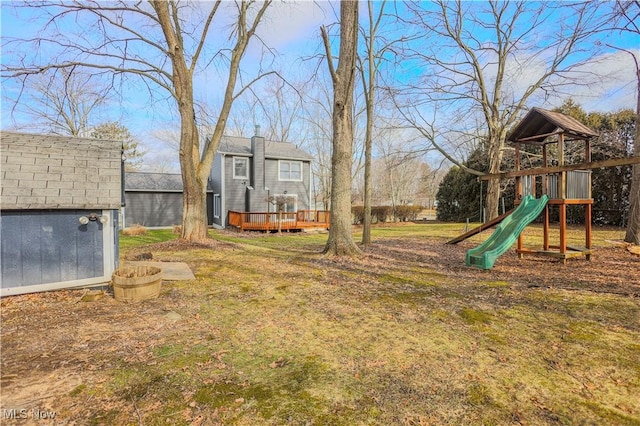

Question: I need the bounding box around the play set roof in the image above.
[508,107,598,145]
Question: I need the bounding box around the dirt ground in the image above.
[1,233,638,424]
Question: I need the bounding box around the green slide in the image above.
[466,195,549,269]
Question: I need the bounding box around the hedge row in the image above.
[352,205,423,224]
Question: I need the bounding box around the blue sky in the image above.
[1,1,638,171]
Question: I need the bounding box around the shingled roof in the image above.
[508,107,599,145]
[1,131,122,210]
[125,172,183,191]
[218,136,313,161]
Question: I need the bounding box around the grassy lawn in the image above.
[1,223,638,425]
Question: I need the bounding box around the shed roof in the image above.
[507,107,598,145]
[218,136,313,161]
[1,131,122,210]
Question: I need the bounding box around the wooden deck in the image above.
[228,210,330,232]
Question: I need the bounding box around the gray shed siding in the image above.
[0,209,118,296]
[1,132,121,296]
[124,192,183,227]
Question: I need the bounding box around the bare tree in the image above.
[321,1,360,256]
[611,1,640,244]
[2,1,273,242]
[397,0,607,220]
[255,75,305,142]
[6,68,111,136]
[266,194,296,234]
[358,0,385,245]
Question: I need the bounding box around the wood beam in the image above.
[478,156,640,181]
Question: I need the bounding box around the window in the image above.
[213,194,221,219]
[279,160,302,181]
[233,157,249,179]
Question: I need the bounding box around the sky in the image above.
[1,1,638,172]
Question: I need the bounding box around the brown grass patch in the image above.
[1,225,638,425]
[121,224,147,236]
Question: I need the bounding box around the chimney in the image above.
[250,125,265,195]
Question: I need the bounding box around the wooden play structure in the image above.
[507,108,597,262]
[476,107,640,264]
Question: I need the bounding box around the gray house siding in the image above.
[263,158,311,211]
[212,135,313,227]
[1,132,121,296]
[224,153,250,221]
[210,154,224,227]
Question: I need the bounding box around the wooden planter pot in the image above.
[112,266,162,303]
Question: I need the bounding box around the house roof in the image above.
[124,172,214,192]
[1,131,122,210]
[508,107,599,145]
[218,136,313,161]
[125,172,183,191]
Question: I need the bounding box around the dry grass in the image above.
[1,224,638,425]
[121,224,148,236]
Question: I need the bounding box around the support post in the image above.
[585,203,592,260]
[558,133,566,199]
[515,143,522,200]
[560,203,567,263]
[544,204,550,251]
[542,144,548,197]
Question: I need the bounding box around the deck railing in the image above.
[228,210,330,231]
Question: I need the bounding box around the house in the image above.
[122,172,213,228]
[0,131,122,296]
[210,131,314,228]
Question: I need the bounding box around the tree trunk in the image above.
[322,1,360,256]
[178,105,210,241]
[181,175,209,241]
[485,133,505,221]
[625,67,640,244]
[362,141,372,245]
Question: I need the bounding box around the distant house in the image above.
[122,172,213,228]
[123,131,315,230]
[0,131,122,296]
[210,132,314,228]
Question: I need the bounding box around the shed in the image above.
[123,172,214,228]
[1,131,122,296]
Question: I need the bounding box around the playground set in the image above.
[455,107,640,269]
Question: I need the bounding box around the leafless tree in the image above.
[2,1,273,242]
[5,68,111,136]
[397,0,607,220]
[374,131,423,214]
[321,1,360,256]
[611,1,640,244]
[358,0,391,245]
[266,194,296,234]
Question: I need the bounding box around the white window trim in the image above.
[233,157,249,180]
[278,160,303,182]
[213,194,221,219]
